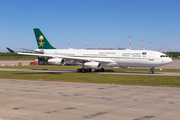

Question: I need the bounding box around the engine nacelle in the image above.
[84,62,102,69]
[48,58,66,66]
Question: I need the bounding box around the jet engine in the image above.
[84,62,102,69]
[48,58,66,65]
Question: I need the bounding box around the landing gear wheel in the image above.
[77,68,91,73]
[82,69,87,73]
[87,68,92,72]
[100,68,104,72]
[77,69,81,72]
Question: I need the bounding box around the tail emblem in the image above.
[38,35,45,47]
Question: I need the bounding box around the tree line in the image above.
[166,52,180,58]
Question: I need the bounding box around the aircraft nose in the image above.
[168,58,172,63]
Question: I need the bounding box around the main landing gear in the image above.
[76,62,105,73]
[149,67,154,74]
[77,68,92,73]
[77,62,91,73]
[77,68,105,73]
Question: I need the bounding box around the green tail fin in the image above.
[33,28,56,49]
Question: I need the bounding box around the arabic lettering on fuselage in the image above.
[99,52,116,54]
[122,53,141,55]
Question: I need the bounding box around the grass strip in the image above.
[0,71,180,87]
[0,65,180,73]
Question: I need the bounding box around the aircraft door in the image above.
[149,53,154,58]
[147,52,154,65]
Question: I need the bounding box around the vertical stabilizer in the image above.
[33,28,56,49]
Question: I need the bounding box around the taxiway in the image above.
[0,79,180,120]
[0,68,180,76]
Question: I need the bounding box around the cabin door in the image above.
[147,52,154,64]
[149,53,154,58]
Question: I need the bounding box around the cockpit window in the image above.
[160,55,168,57]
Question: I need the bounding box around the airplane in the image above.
[18,28,172,73]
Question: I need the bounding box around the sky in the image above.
[0,0,180,52]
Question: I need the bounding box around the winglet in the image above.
[7,47,15,53]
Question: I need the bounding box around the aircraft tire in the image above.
[82,69,87,73]
[77,69,81,72]
[100,68,104,72]
[88,68,92,72]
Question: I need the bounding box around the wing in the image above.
[18,48,35,52]
[18,48,44,53]
[17,52,114,63]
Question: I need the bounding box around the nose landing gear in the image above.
[149,67,154,74]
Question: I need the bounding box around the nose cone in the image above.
[169,58,172,62]
[167,58,172,64]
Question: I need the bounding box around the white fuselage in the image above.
[35,49,172,68]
